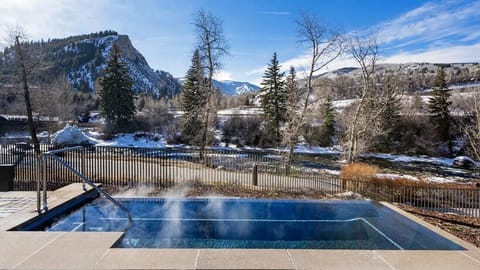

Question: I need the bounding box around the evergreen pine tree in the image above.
[181,50,207,145]
[285,66,300,107]
[318,97,336,146]
[428,67,454,153]
[377,77,401,151]
[260,52,287,146]
[99,44,135,133]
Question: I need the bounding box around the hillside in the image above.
[0,31,180,98]
[319,62,479,88]
[212,80,260,96]
[178,78,260,96]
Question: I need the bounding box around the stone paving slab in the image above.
[0,184,95,230]
[0,232,63,269]
[461,249,480,264]
[95,249,198,269]
[14,232,123,270]
[375,251,480,270]
[288,250,393,270]
[0,198,35,218]
[195,249,295,269]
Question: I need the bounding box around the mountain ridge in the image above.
[0,31,181,99]
[212,80,260,96]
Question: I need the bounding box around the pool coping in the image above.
[0,184,479,270]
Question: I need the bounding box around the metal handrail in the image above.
[39,147,131,220]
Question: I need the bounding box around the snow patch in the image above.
[363,153,454,167]
[96,133,167,148]
[51,124,97,145]
[376,173,420,181]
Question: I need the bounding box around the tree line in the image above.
[4,11,480,164]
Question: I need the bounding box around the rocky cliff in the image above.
[0,31,181,98]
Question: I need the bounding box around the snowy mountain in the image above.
[177,78,260,96]
[317,63,479,84]
[213,80,260,96]
[0,31,181,99]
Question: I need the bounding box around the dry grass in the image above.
[341,162,478,190]
[340,163,379,181]
[107,181,330,200]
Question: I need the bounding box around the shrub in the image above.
[341,162,477,189]
[222,116,273,147]
[340,162,379,181]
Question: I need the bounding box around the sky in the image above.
[1,0,480,85]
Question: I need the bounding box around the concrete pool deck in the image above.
[0,184,479,270]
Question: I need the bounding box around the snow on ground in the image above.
[96,133,168,148]
[421,81,480,93]
[217,107,264,115]
[427,176,457,183]
[376,173,420,181]
[362,152,454,167]
[291,145,341,155]
[332,99,356,112]
[51,124,98,145]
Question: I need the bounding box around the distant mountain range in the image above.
[0,31,181,98]
[177,78,260,96]
[212,80,260,96]
[318,62,479,84]
[0,31,261,98]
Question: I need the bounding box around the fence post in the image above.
[37,157,41,214]
[477,183,480,218]
[81,147,86,191]
[252,164,258,186]
[42,157,48,212]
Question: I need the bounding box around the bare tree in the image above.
[193,9,229,158]
[463,68,480,160]
[34,76,74,122]
[342,34,401,162]
[284,12,345,162]
[11,28,40,155]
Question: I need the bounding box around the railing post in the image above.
[477,183,480,218]
[42,157,48,212]
[252,163,258,186]
[36,157,41,214]
[81,147,86,191]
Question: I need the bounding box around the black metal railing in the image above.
[1,144,479,217]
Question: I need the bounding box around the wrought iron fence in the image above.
[0,144,479,217]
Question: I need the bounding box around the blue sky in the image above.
[1,0,480,85]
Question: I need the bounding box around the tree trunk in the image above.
[15,36,40,156]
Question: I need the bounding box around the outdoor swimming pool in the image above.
[18,198,465,250]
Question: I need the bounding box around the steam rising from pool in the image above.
[111,183,256,247]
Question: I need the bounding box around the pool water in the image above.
[22,198,465,250]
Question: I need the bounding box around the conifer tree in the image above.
[428,67,454,153]
[283,66,301,158]
[319,97,336,146]
[99,44,135,133]
[377,76,401,151]
[260,52,287,146]
[285,66,300,110]
[181,50,207,145]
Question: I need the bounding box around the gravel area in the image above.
[397,204,480,247]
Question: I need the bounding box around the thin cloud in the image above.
[377,0,480,48]
[266,0,480,83]
[0,0,111,48]
[214,70,233,81]
[381,42,480,64]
